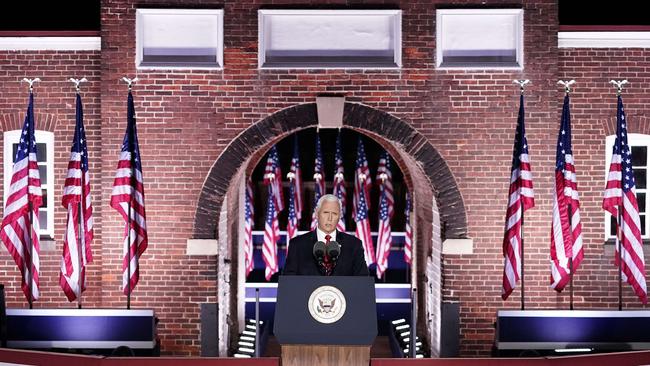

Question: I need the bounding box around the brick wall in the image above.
[2,0,648,358]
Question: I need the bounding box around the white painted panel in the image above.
[259,9,401,68]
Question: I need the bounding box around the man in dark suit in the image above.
[283,194,369,276]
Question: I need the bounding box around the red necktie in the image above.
[323,234,333,275]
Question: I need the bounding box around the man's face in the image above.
[317,200,340,234]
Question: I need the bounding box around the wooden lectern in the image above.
[274,276,377,366]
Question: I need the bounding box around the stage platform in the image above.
[3,349,650,366]
[4,308,157,355]
[496,310,650,356]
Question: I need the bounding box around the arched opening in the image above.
[193,102,467,356]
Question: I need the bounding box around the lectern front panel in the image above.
[274,275,377,346]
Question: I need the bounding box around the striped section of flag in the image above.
[376,151,394,218]
[404,192,413,265]
[287,182,299,242]
[375,151,394,279]
[60,93,94,302]
[603,95,647,304]
[501,94,535,301]
[1,92,42,302]
[311,134,325,230]
[110,91,148,295]
[244,179,255,277]
[262,189,280,281]
[289,135,303,220]
[354,138,375,266]
[263,146,284,213]
[550,94,584,292]
[287,136,302,242]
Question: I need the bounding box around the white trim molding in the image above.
[442,238,473,255]
[559,32,650,48]
[0,37,101,51]
[186,239,218,255]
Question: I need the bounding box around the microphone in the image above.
[313,241,326,261]
[326,241,341,261]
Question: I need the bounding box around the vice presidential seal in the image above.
[308,285,346,324]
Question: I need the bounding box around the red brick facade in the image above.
[1,0,648,357]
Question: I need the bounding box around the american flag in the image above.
[264,146,284,213]
[60,93,94,302]
[1,92,42,302]
[550,94,584,292]
[501,94,535,301]
[376,151,394,218]
[311,134,325,230]
[375,179,392,279]
[244,178,254,277]
[354,138,375,266]
[353,138,372,218]
[287,182,299,242]
[289,135,303,220]
[603,95,647,304]
[110,91,148,295]
[333,131,347,231]
[287,136,302,242]
[262,188,279,281]
[404,192,413,265]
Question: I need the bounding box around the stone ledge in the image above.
[40,239,56,252]
[186,239,218,256]
[442,238,473,255]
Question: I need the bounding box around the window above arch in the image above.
[258,9,402,69]
[436,8,524,69]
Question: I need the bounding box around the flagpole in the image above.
[568,206,574,310]
[520,204,525,310]
[618,211,623,310]
[78,202,84,309]
[27,200,33,309]
[26,86,35,309]
[127,201,132,310]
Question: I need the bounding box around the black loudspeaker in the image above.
[200,303,218,356]
[440,302,459,357]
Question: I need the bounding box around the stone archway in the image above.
[193,102,468,356]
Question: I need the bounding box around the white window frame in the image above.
[605,133,650,241]
[436,8,524,70]
[135,8,224,70]
[3,130,55,239]
[258,9,402,69]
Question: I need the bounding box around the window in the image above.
[605,133,650,241]
[3,130,54,238]
[258,9,402,69]
[136,8,224,69]
[436,8,523,69]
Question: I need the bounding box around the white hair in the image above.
[315,194,342,213]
